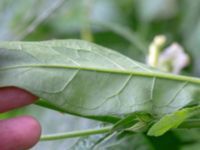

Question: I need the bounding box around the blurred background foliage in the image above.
[1,0,200,149]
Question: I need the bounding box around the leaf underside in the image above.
[0,39,200,120]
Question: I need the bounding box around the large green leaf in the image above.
[0,39,200,119]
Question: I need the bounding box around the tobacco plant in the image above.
[0,39,200,149]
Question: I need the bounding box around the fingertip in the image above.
[0,116,41,150]
[0,87,38,112]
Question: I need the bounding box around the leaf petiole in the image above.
[40,118,200,141]
[40,126,112,141]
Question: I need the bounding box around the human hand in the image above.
[0,87,41,150]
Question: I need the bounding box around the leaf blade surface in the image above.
[0,40,200,119]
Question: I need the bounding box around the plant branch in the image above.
[93,21,147,54]
[15,0,65,40]
[39,119,200,141]
[40,126,112,141]
[80,0,93,41]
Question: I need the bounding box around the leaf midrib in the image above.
[1,64,200,85]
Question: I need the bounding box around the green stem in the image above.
[80,0,93,41]
[39,119,200,141]
[40,126,112,141]
[93,21,147,54]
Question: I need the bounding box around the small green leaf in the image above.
[148,106,200,136]
[112,113,138,132]
[112,113,152,132]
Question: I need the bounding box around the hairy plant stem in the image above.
[40,126,112,141]
[40,119,200,141]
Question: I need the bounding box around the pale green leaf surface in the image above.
[0,40,200,119]
[148,106,200,136]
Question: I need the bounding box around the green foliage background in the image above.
[1,0,200,149]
